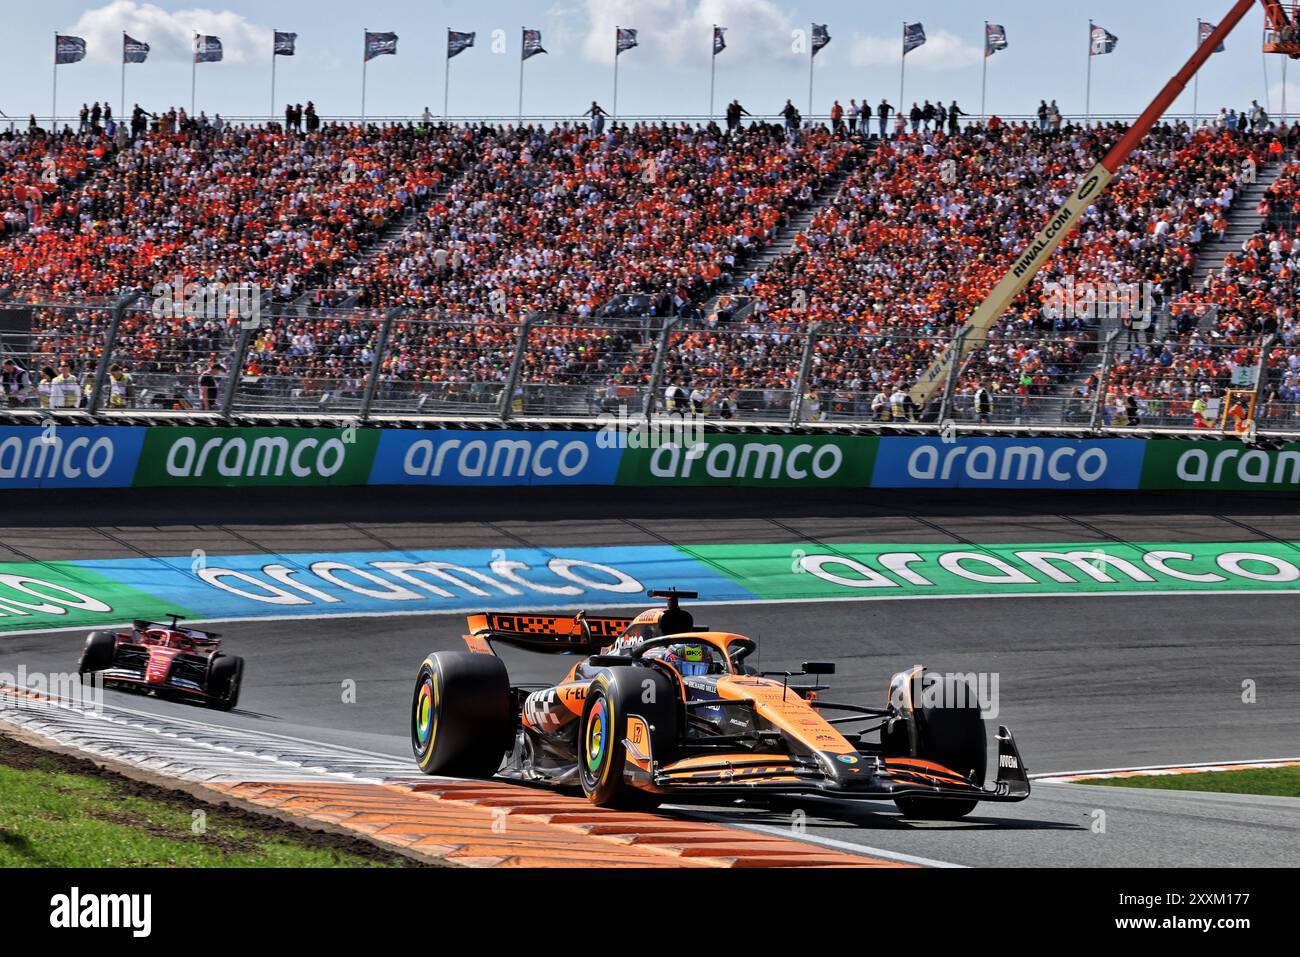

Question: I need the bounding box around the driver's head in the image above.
[654,642,722,677]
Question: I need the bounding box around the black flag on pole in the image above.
[365,31,398,61]
[985,23,1008,57]
[522,29,546,60]
[194,35,223,63]
[1198,21,1226,53]
[55,35,86,64]
[448,30,475,58]
[123,34,149,64]
[616,28,638,55]
[274,31,297,56]
[713,26,727,56]
[903,23,926,56]
[811,24,831,57]
[1089,24,1118,56]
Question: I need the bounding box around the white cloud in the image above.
[850,29,982,72]
[71,1,269,64]
[576,0,798,66]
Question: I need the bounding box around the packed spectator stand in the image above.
[1,107,1297,429]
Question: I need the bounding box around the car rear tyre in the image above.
[885,670,986,820]
[78,631,117,675]
[207,655,244,712]
[411,652,513,777]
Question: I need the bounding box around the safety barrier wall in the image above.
[4,424,1300,493]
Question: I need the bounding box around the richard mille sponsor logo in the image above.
[50,887,151,937]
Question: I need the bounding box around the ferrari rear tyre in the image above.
[886,670,986,820]
[411,652,512,777]
[78,631,116,675]
[207,655,244,712]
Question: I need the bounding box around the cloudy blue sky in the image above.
[6,1,1298,123]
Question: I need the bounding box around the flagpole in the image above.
[807,23,815,120]
[271,29,277,125]
[899,22,907,117]
[121,33,127,124]
[192,34,198,116]
[613,26,620,120]
[1193,22,1200,128]
[1085,21,1093,127]
[710,25,717,121]
[444,28,451,118]
[361,29,368,126]
[981,23,989,123]
[1263,46,1272,116]
[518,28,525,124]
[51,34,58,134]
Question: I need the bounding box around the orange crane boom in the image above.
[909,0,1284,411]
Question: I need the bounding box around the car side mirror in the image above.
[802,661,835,675]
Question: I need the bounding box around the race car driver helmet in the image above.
[647,642,725,677]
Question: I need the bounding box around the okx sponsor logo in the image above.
[1142,441,1300,491]
[371,430,620,486]
[134,427,379,487]
[872,437,1144,489]
[617,434,877,487]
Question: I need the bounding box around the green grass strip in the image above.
[1076,765,1300,798]
[0,756,403,867]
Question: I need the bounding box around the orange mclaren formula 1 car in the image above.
[410,590,1030,818]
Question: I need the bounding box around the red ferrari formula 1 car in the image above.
[77,615,244,711]
[410,590,1030,818]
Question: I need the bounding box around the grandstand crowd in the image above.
[1,104,1298,425]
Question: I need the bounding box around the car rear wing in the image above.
[132,620,221,642]
[462,612,633,656]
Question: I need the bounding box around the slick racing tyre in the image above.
[578,667,677,809]
[77,631,117,675]
[412,652,513,777]
[206,655,244,712]
[885,670,986,820]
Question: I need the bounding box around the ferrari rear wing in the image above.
[132,620,221,642]
[462,612,634,656]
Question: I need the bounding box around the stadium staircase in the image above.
[1191,161,1284,289]
[700,142,871,318]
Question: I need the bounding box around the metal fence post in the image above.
[789,321,824,426]
[1089,330,1121,431]
[936,327,971,426]
[643,315,681,417]
[359,308,401,421]
[1252,334,1276,422]
[88,290,143,414]
[499,315,534,421]
[219,323,256,419]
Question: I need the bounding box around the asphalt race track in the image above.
[3,490,1299,867]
